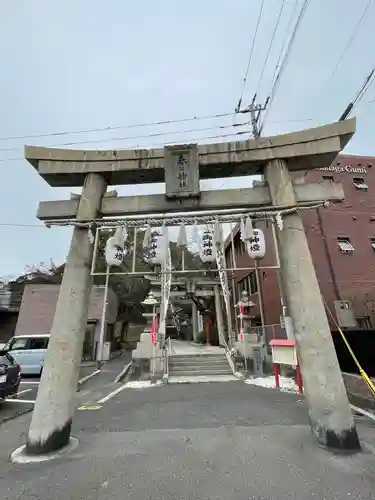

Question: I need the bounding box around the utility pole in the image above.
[236,94,269,341]
[235,93,268,139]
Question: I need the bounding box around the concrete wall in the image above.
[225,154,375,328]
[15,283,118,336]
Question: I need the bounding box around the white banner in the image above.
[158,247,172,343]
[214,235,231,347]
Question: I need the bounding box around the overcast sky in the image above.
[0,0,374,278]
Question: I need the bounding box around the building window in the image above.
[337,237,354,253]
[371,238,375,251]
[352,177,368,190]
[322,175,334,182]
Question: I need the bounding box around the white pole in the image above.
[98,265,110,368]
[152,303,156,377]
[240,310,248,373]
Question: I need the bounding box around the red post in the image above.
[273,363,280,389]
[296,363,303,394]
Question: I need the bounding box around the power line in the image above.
[0,121,251,154]
[259,0,309,135]
[255,0,287,98]
[268,0,300,97]
[0,128,253,163]
[0,118,314,164]
[315,0,373,103]
[0,223,45,228]
[0,111,242,143]
[339,67,375,120]
[235,0,265,112]
[351,68,375,109]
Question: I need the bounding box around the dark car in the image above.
[0,350,21,403]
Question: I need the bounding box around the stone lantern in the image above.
[236,290,264,376]
[132,291,163,380]
[236,290,256,338]
[141,291,158,336]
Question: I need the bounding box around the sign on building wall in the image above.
[318,165,367,174]
[164,144,200,199]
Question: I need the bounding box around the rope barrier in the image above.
[43,201,329,229]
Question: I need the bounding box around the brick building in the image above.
[15,283,121,360]
[225,154,375,333]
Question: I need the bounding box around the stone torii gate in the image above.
[16,118,360,460]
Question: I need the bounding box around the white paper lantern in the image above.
[246,228,266,259]
[149,231,168,265]
[105,236,127,267]
[199,229,216,262]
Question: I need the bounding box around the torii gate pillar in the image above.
[25,173,107,456]
[266,159,360,452]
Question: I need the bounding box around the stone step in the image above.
[169,357,229,366]
[170,363,231,372]
[170,354,227,361]
[169,368,233,377]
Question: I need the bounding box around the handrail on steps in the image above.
[217,330,236,375]
[162,336,172,378]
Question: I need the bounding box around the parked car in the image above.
[0,350,21,403]
[3,335,50,376]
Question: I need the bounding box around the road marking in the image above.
[4,399,35,404]
[20,381,40,385]
[77,404,102,411]
[8,388,33,397]
[97,384,128,404]
[78,369,101,385]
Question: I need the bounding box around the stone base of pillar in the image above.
[132,329,163,380]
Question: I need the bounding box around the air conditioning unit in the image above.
[333,301,357,328]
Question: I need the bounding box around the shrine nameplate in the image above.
[164,144,200,199]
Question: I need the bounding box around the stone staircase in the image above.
[169,353,233,378]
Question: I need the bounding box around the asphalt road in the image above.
[0,376,375,499]
[0,378,40,425]
[0,360,120,426]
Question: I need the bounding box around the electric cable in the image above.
[314,0,373,104]
[259,0,310,134]
[255,0,287,98]
[0,128,253,163]
[0,121,251,154]
[268,0,300,99]
[349,68,375,114]
[235,0,265,112]
[0,111,241,143]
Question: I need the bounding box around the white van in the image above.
[4,335,50,376]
